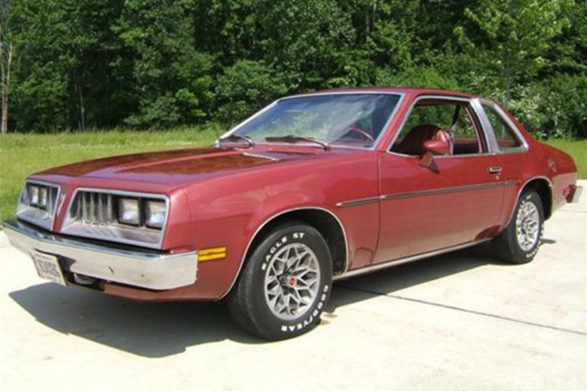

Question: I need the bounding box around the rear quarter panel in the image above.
[495,112,577,230]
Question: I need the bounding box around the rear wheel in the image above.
[227,222,333,340]
[493,190,544,264]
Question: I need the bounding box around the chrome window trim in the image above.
[16,179,62,231]
[219,92,406,152]
[478,99,529,154]
[384,95,491,157]
[61,187,170,250]
[471,98,500,153]
[219,206,350,299]
[279,90,404,100]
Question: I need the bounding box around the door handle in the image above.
[489,166,502,174]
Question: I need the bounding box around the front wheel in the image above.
[493,190,544,264]
[227,222,333,340]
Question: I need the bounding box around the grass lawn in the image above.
[544,139,587,179]
[0,130,585,223]
[0,127,220,223]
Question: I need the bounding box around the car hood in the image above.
[36,145,361,187]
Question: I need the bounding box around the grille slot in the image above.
[71,191,114,225]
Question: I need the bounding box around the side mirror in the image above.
[419,139,450,167]
[423,139,450,156]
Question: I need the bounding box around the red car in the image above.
[4,87,582,340]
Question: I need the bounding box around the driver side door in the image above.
[374,96,506,263]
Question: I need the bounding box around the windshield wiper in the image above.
[265,135,330,150]
[218,134,255,148]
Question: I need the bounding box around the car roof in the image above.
[284,87,477,100]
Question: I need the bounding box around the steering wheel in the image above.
[339,125,375,143]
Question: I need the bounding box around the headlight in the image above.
[16,181,60,231]
[145,200,166,229]
[118,198,140,226]
[29,185,40,206]
[38,186,48,209]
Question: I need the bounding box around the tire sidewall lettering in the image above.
[259,230,331,335]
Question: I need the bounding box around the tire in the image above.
[493,190,544,264]
[227,222,333,340]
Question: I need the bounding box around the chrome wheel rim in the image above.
[264,243,321,320]
[515,200,540,252]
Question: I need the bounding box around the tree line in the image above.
[0,0,585,138]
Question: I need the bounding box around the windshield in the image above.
[231,93,402,148]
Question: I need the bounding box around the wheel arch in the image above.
[221,207,349,299]
[505,176,553,228]
[522,177,553,220]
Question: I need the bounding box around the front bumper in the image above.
[3,219,197,290]
[570,185,583,203]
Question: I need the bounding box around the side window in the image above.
[391,100,484,156]
[483,104,523,151]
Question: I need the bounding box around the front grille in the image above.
[61,189,168,249]
[70,191,115,225]
[17,181,61,230]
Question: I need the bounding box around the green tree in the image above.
[113,0,214,127]
[215,60,287,125]
[455,0,573,106]
[260,0,356,89]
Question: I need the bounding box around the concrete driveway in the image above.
[1,181,585,391]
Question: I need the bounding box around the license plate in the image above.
[31,250,67,286]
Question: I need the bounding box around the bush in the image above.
[507,75,586,139]
[535,74,586,139]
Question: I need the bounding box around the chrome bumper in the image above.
[570,185,583,203]
[3,219,197,290]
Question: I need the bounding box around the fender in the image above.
[218,205,349,299]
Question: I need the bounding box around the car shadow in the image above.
[326,244,497,312]
[9,243,522,357]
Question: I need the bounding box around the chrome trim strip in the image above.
[17,179,62,231]
[280,90,406,100]
[3,219,197,290]
[333,239,491,281]
[382,181,519,201]
[336,196,381,208]
[61,187,170,250]
[242,152,279,161]
[336,181,519,208]
[219,206,350,299]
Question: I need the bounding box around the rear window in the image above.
[482,104,524,151]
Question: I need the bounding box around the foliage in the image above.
[215,60,287,125]
[509,74,586,139]
[0,0,585,138]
